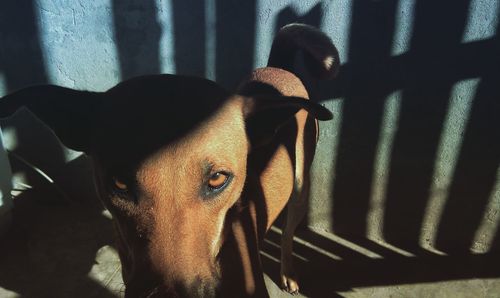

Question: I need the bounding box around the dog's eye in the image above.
[113,179,128,191]
[208,172,230,190]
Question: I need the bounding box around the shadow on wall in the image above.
[0,0,499,297]
[112,0,161,80]
[0,0,48,90]
[319,0,500,253]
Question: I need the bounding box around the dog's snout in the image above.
[178,277,220,298]
[144,278,219,298]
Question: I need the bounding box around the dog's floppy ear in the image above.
[0,85,101,153]
[243,95,332,147]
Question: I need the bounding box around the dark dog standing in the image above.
[0,24,339,297]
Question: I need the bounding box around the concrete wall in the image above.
[0,0,499,255]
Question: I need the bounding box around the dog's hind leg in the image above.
[280,113,316,294]
[280,174,310,294]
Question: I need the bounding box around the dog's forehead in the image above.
[104,74,229,116]
[92,75,246,175]
[124,97,249,201]
[136,106,248,184]
[142,98,247,160]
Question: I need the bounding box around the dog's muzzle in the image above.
[139,278,220,298]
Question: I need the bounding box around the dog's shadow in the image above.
[0,155,122,298]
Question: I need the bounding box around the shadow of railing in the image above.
[262,227,500,297]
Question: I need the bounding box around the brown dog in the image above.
[0,24,338,297]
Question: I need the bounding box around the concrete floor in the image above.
[0,155,499,297]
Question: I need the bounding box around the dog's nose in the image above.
[173,277,220,298]
[140,278,220,298]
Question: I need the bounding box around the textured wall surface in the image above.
[0,0,499,292]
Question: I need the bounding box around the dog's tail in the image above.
[268,23,340,80]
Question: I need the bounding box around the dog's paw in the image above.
[281,272,300,295]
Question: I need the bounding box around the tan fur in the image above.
[138,99,249,289]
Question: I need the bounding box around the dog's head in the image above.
[0,74,331,297]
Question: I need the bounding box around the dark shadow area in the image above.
[0,156,118,298]
[0,0,48,90]
[171,0,206,77]
[493,227,500,252]
[0,111,71,193]
[112,0,161,80]
[215,0,256,89]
